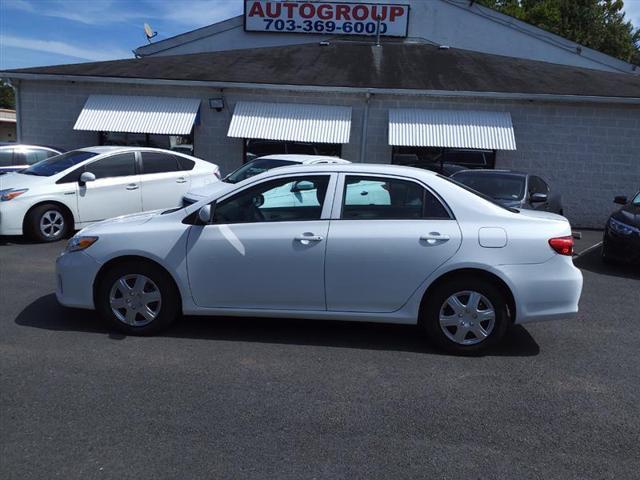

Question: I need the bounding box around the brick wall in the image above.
[17,80,640,228]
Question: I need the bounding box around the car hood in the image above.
[79,209,165,234]
[184,181,235,201]
[612,203,640,227]
[0,171,52,190]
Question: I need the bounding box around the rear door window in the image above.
[141,152,181,174]
[341,176,450,220]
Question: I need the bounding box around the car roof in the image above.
[453,169,528,176]
[257,154,351,164]
[0,143,64,152]
[253,162,438,179]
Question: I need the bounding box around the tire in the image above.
[96,261,180,335]
[601,242,615,265]
[24,203,71,242]
[421,277,510,355]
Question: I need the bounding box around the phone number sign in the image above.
[244,1,410,37]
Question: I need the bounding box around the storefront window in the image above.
[392,147,495,176]
[99,132,194,155]
[245,139,341,163]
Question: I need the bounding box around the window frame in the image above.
[332,173,454,221]
[206,172,338,225]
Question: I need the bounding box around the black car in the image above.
[450,169,564,214]
[602,192,640,264]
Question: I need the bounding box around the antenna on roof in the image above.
[144,23,157,43]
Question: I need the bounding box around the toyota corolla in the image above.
[56,164,583,354]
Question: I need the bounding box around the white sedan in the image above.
[56,164,583,354]
[0,146,220,242]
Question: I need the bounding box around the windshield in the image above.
[21,150,98,177]
[439,174,519,213]
[633,192,640,205]
[224,158,297,184]
[451,172,526,201]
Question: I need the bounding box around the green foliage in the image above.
[477,0,640,64]
[0,84,15,110]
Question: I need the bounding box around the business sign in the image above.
[244,1,410,37]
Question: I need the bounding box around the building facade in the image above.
[2,0,640,228]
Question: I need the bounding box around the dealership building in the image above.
[2,0,640,227]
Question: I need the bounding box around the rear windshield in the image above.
[21,151,98,177]
[452,172,526,201]
[439,174,519,213]
[224,158,296,184]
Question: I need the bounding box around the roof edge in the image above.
[3,72,640,105]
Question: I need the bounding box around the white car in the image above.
[0,146,220,242]
[0,144,64,174]
[183,154,350,206]
[56,164,583,354]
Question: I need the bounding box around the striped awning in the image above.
[389,109,516,150]
[74,95,201,135]
[228,101,352,144]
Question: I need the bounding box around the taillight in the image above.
[549,236,574,256]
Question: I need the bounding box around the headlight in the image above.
[65,236,99,252]
[609,218,640,235]
[0,188,28,201]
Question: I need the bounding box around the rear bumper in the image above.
[55,250,101,309]
[498,255,583,324]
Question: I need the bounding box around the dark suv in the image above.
[602,191,640,264]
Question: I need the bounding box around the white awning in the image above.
[228,101,352,144]
[389,109,516,150]
[74,95,201,135]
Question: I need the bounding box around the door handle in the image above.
[126,184,139,190]
[176,177,187,184]
[295,234,324,243]
[420,233,450,245]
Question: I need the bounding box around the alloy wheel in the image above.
[109,274,162,327]
[438,291,496,345]
[39,210,65,239]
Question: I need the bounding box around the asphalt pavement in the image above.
[1,235,639,479]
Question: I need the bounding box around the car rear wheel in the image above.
[96,262,180,335]
[422,278,509,355]
[25,204,71,242]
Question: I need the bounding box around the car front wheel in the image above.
[96,262,180,335]
[422,278,509,355]
[25,204,70,242]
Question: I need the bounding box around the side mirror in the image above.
[79,171,96,187]
[614,196,628,205]
[198,204,214,224]
[291,180,315,193]
[530,192,548,203]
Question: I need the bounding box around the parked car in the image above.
[56,164,582,355]
[0,146,220,242]
[602,191,640,264]
[0,143,65,174]
[183,154,350,206]
[451,170,563,214]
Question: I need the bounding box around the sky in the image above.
[0,0,639,70]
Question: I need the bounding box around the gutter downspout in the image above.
[359,92,371,163]
[3,79,21,142]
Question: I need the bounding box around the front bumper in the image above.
[603,227,640,263]
[55,250,102,309]
[0,202,28,236]
[498,255,583,324]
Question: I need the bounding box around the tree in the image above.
[0,83,15,110]
[477,0,640,65]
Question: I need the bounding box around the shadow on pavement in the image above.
[574,245,640,280]
[16,294,540,357]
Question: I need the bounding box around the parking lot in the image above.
[1,233,639,479]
